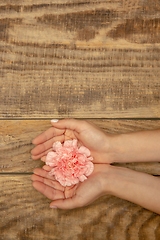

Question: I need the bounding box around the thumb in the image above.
[50,118,87,133]
[50,195,84,210]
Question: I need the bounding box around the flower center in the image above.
[68,160,76,169]
[67,152,78,169]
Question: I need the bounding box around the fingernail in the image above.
[51,119,59,123]
[50,206,58,209]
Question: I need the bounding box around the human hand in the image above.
[31,163,112,209]
[31,119,117,163]
[31,162,160,213]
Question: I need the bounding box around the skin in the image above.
[31,119,160,213]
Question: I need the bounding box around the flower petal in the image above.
[46,140,94,187]
[59,179,68,187]
[46,151,58,167]
[78,146,91,157]
[53,141,62,151]
[79,175,87,182]
[64,139,77,148]
[84,162,94,176]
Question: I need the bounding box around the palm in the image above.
[63,164,107,207]
[31,164,109,209]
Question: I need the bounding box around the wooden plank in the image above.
[0,119,160,174]
[0,175,160,240]
[0,1,160,118]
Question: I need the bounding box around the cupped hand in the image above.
[31,163,111,209]
[31,119,115,163]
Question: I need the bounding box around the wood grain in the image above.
[0,1,160,239]
[0,119,160,174]
[0,175,160,240]
[0,0,160,118]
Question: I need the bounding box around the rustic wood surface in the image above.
[0,175,160,240]
[0,119,160,240]
[0,119,160,174]
[0,0,160,239]
[0,0,160,118]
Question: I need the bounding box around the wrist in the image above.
[104,133,124,163]
[100,164,117,195]
[102,165,160,214]
[101,165,131,197]
[107,130,160,163]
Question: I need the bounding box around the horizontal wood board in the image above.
[0,175,160,240]
[0,0,160,118]
[1,1,160,239]
[0,119,160,174]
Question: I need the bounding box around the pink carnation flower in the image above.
[45,139,94,187]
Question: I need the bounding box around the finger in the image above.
[32,168,56,181]
[39,166,75,194]
[41,156,46,162]
[51,119,88,133]
[43,165,52,171]
[31,148,52,160]
[31,135,65,157]
[32,181,64,200]
[32,127,65,145]
[64,185,78,199]
[49,194,84,209]
[31,174,64,191]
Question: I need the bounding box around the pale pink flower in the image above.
[45,139,94,187]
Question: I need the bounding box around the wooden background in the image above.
[0,0,160,239]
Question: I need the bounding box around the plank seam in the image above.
[1,118,160,120]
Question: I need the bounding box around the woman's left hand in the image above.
[31,163,112,209]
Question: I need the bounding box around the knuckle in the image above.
[51,181,56,188]
[51,188,56,199]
